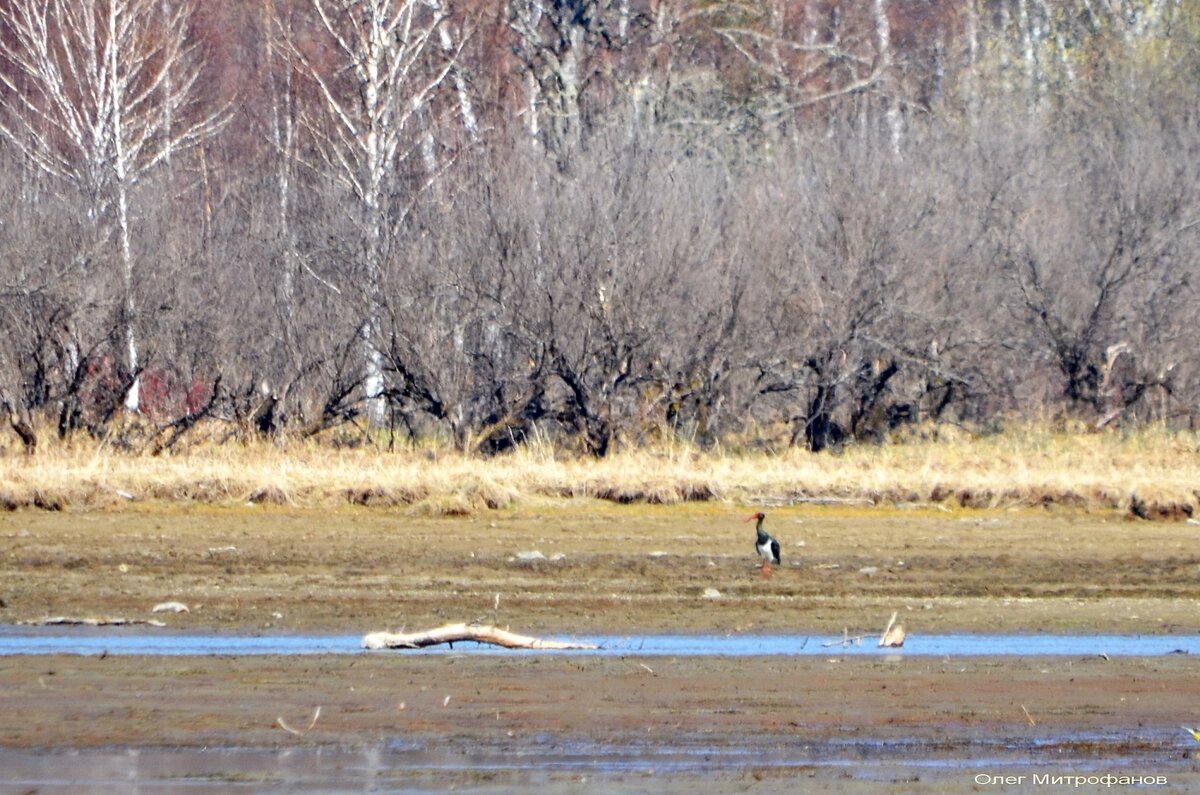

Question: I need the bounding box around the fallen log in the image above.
[362,622,597,651]
[19,616,166,627]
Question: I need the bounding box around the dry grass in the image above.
[0,425,1197,518]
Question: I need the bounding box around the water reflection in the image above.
[0,731,1192,794]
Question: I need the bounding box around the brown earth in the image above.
[1,654,1198,792]
[1,503,1199,792]
[2,502,1198,633]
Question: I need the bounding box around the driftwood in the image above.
[363,622,597,651]
[19,616,166,627]
[750,495,876,508]
[822,612,907,648]
[879,611,906,648]
[823,627,874,647]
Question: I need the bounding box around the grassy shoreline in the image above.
[1,428,1197,517]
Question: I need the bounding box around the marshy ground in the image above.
[2,500,1199,791]
[2,653,1199,792]
[2,502,1198,634]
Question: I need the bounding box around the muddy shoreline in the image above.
[2,654,1199,792]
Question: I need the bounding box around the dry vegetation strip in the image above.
[1,430,1198,517]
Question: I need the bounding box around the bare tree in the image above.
[695,1,901,131]
[273,0,460,425]
[991,101,1200,423]
[0,0,227,412]
[735,124,973,451]
[508,0,637,165]
[0,0,1197,453]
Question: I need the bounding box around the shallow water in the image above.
[0,731,1192,794]
[0,627,1197,657]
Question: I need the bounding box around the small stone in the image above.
[702,587,722,600]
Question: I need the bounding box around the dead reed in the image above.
[0,426,1196,518]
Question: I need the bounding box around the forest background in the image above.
[0,0,1197,467]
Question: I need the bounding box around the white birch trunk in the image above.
[361,3,388,426]
[417,101,439,176]
[160,0,174,166]
[273,75,296,309]
[265,6,297,317]
[526,69,541,142]
[516,0,545,144]
[1017,0,1037,108]
[427,0,478,141]
[872,0,901,155]
[964,0,979,119]
[362,319,385,425]
[109,1,140,411]
[557,25,583,153]
[117,184,140,411]
[998,1,1012,89]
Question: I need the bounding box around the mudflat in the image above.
[1,654,1198,792]
[2,503,1198,633]
[2,503,1198,792]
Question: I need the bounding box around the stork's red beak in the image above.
[744,512,763,522]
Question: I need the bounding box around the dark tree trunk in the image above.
[802,382,843,452]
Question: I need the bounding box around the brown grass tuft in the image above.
[0,490,21,511]
[248,486,290,505]
[344,487,402,507]
[407,493,474,517]
[1128,494,1195,522]
[30,489,65,511]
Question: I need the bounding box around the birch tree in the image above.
[262,2,301,321]
[509,0,634,164]
[426,0,479,144]
[274,0,458,424]
[0,0,226,412]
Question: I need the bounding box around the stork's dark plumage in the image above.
[746,511,781,577]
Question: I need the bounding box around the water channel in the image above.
[1,627,1197,657]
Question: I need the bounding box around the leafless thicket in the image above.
[0,0,1197,454]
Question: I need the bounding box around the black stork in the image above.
[745,511,781,577]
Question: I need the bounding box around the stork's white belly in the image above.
[756,539,779,563]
